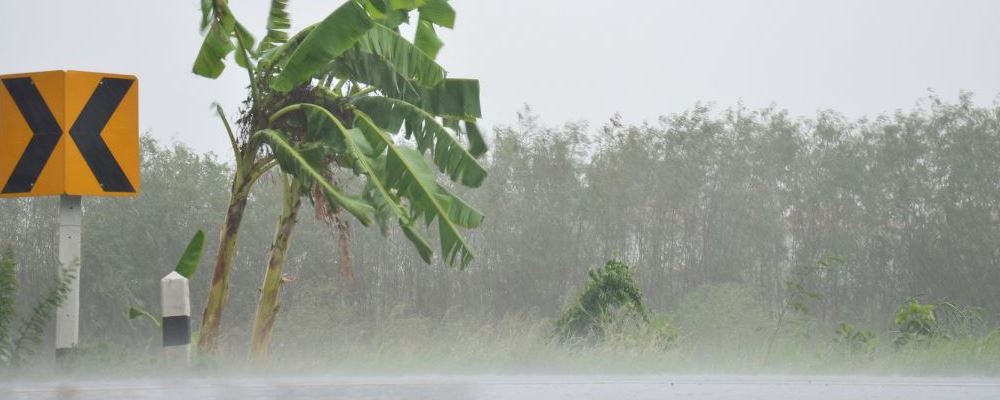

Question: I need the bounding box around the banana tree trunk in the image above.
[198,169,255,355]
[249,178,302,362]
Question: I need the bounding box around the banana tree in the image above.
[192,0,487,357]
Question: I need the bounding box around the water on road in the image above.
[3,375,999,400]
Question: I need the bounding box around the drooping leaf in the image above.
[332,50,424,104]
[273,103,437,261]
[419,0,455,28]
[354,96,487,188]
[127,306,160,327]
[422,78,481,120]
[258,129,375,225]
[193,21,235,78]
[271,1,375,92]
[344,126,377,157]
[391,147,475,267]
[194,2,257,77]
[173,230,206,279]
[329,119,405,218]
[354,109,390,156]
[259,23,314,71]
[303,106,348,153]
[259,0,291,53]
[436,185,484,228]
[232,20,257,68]
[356,24,447,88]
[355,112,477,268]
[332,61,477,124]
[361,78,482,120]
[414,20,443,59]
[200,0,213,32]
[401,223,434,263]
[463,121,488,158]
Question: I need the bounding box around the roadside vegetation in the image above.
[2,68,1000,376]
[0,248,73,373]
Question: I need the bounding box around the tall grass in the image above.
[12,283,1000,378]
[253,283,1000,376]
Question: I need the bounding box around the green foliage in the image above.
[765,255,842,361]
[554,259,651,341]
[258,0,291,53]
[195,0,487,269]
[269,1,374,91]
[126,307,160,328]
[0,247,16,364]
[936,301,988,338]
[353,97,487,187]
[11,272,74,365]
[258,128,376,225]
[833,322,876,358]
[6,87,1000,372]
[0,247,74,368]
[354,24,446,88]
[193,0,255,78]
[193,0,488,356]
[893,299,941,347]
[129,229,208,328]
[785,254,842,315]
[173,230,206,279]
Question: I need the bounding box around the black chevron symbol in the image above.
[1,77,135,193]
[1,78,61,193]
[69,78,135,192]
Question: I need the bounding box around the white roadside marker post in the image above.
[161,271,192,367]
[55,194,82,360]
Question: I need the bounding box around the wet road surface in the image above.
[3,375,999,400]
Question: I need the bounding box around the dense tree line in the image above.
[1,94,998,352]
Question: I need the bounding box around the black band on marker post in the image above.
[162,315,191,347]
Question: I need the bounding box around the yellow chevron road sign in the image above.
[0,70,139,197]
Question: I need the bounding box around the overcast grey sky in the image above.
[2,1,999,157]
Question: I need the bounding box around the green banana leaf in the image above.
[271,1,375,91]
[173,230,205,279]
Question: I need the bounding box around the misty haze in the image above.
[1,1,1000,399]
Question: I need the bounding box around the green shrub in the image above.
[833,322,876,358]
[893,299,942,347]
[936,302,988,338]
[554,259,651,342]
[0,246,74,368]
[0,246,16,365]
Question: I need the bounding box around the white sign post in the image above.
[55,194,82,359]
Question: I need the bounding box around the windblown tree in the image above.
[554,259,650,341]
[192,0,487,357]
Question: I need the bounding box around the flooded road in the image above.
[3,375,999,399]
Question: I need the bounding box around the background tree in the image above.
[1,95,997,367]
